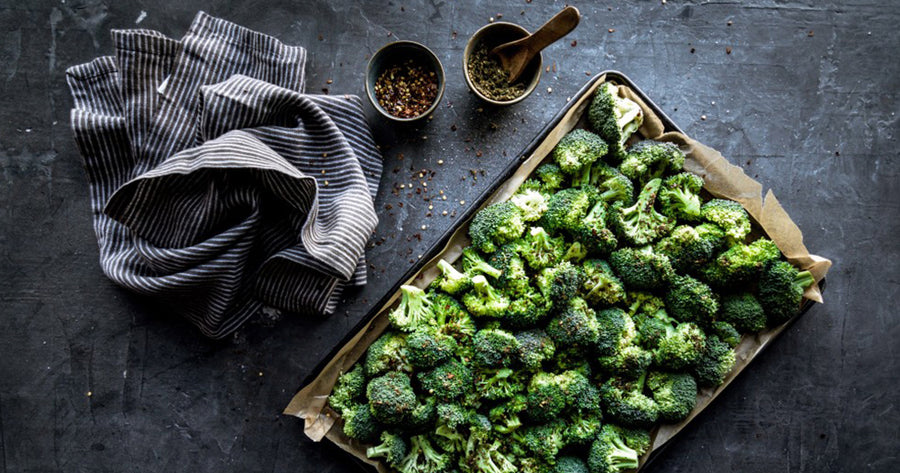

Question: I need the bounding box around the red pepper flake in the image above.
[571,40,577,47]
[726,46,732,54]
[374,59,439,119]
[475,150,483,157]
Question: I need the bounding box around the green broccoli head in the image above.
[610,178,674,246]
[364,331,411,377]
[520,226,566,271]
[710,320,742,348]
[719,292,767,333]
[541,187,596,235]
[619,140,686,187]
[435,259,472,295]
[366,431,408,469]
[407,329,458,369]
[487,394,528,434]
[658,172,704,222]
[701,199,751,244]
[572,159,621,189]
[700,238,782,288]
[597,344,653,380]
[418,358,474,401]
[341,402,382,442]
[553,128,609,174]
[514,420,567,464]
[389,285,436,332]
[580,259,626,307]
[598,174,636,206]
[758,260,815,326]
[609,245,675,291]
[573,201,619,257]
[462,275,511,318]
[599,375,659,428]
[504,286,553,328]
[588,82,644,162]
[594,307,632,356]
[665,274,719,325]
[535,163,567,193]
[475,367,525,401]
[515,329,556,371]
[653,321,707,370]
[328,364,366,416]
[647,371,698,423]
[431,292,477,343]
[488,243,530,297]
[511,188,550,222]
[473,328,521,368]
[525,374,572,425]
[463,247,503,279]
[693,335,737,388]
[609,424,652,457]
[654,224,717,273]
[546,297,600,349]
[563,412,603,448]
[538,260,585,306]
[587,424,640,473]
[469,201,527,253]
[633,308,672,350]
[554,456,590,473]
[399,435,451,473]
[367,371,417,425]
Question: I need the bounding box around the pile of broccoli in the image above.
[328,82,816,473]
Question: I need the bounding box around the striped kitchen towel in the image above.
[67,12,381,338]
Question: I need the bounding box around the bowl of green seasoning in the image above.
[463,22,542,105]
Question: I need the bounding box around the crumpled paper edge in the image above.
[284,74,833,472]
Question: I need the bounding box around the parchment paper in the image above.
[284,73,833,471]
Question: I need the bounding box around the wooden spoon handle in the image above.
[519,6,580,55]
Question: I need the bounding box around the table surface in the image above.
[2,1,898,472]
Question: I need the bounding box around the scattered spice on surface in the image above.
[467,42,527,101]
[726,46,732,54]
[374,59,439,118]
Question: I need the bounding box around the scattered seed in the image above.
[326,79,333,84]
[438,159,444,165]
[700,115,707,120]
[608,28,615,33]
[808,30,815,37]
[421,225,427,230]
[442,210,448,216]
[459,200,465,205]
[726,46,732,54]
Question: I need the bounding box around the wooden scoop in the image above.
[490,6,581,83]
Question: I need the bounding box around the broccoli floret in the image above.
[389,285,436,332]
[538,261,585,305]
[521,226,566,271]
[435,259,472,295]
[488,394,528,434]
[595,307,634,356]
[328,364,366,416]
[597,344,653,380]
[409,396,438,430]
[512,188,550,222]
[588,82,643,162]
[469,201,527,253]
[407,330,458,369]
[599,375,659,428]
[610,178,674,246]
[555,456,590,473]
[367,431,408,469]
[399,434,451,473]
[701,199,751,244]
[626,292,667,319]
[542,187,595,235]
[653,319,707,370]
[597,174,635,206]
[553,129,609,174]
[546,297,600,349]
[647,371,698,423]
[609,246,675,290]
[587,424,640,473]
[563,412,603,447]
[341,402,381,442]
[432,292,477,343]
[700,238,782,288]
[473,328,521,368]
[693,335,737,388]
[418,359,474,400]
[658,172,704,222]
[463,275,511,318]
[619,140,686,187]
[696,222,727,251]
[515,420,567,463]
[563,241,589,263]
[504,286,553,328]
[525,373,570,423]
[580,259,626,307]
[609,425,652,457]
[463,247,503,279]
[572,159,620,188]
[364,331,411,377]
[558,369,602,413]
[654,224,717,273]
[516,329,556,371]
[535,163,567,193]
[489,243,530,297]
[719,292,767,333]
[573,201,618,256]
[475,367,525,401]
[710,320,741,348]
[436,403,468,430]
[758,260,815,326]
[665,274,719,325]
[367,371,417,425]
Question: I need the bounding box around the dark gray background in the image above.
[1,0,897,471]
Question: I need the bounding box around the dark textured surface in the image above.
[1,1,897,471]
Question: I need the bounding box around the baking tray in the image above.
[287,70,827,472]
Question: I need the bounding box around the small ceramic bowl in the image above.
[463,22,543,105]
[365,41,445,122]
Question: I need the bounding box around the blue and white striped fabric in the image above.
[66,12,381,338]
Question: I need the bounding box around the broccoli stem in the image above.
[609,435,640,469]
[795,270,815,291]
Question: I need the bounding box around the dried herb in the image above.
[374,60,439,118]
[467,42,527,101]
